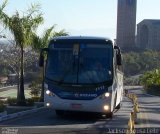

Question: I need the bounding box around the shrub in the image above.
[31,96,40,102]
[6,97,41,106]
[29,81,41,97]
[0,100,5,112]
[7,97,17,106]
[140,69,160,96]
[26,98,34,106]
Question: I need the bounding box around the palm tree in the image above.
[32,25,68,102]
[0,0,44,105]
[32,25,68,51]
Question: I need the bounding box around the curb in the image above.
[0,107,45,122]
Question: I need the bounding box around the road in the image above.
[0,97,132,134]
[126,86,160,128]
[0,87,160,134]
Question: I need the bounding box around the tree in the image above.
[32,25,68,102]
[0,0,44,105]
[32,25,68,52]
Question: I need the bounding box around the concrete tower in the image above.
[116,0,137,51]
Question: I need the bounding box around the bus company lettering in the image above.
[74,93,97,97]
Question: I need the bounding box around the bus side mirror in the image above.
[114,46,122,66]
[117,53,122,66]
[39,48,48,67]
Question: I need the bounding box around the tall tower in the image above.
[116,0,137,51]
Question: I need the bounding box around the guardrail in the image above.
[125,90,140,134]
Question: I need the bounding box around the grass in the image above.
[0,89,31,98]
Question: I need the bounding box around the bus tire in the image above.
[55,110,64,116]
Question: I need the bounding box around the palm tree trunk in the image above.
[17,45,26,105]
[39,65,45,102]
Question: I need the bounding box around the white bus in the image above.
[39,36,123,117]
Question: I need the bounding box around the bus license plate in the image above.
[71,104,82,109]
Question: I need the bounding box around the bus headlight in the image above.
[104,105,109,111]
[46,90,50,95]
[46,103,50,107]
[105,92,110,97]
[45,90,55,96]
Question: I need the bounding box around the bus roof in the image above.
[52,36,111,40]
[49,36,113,45]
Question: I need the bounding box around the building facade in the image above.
[116,0,137,51]
[137,19,160,50]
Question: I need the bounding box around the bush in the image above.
[6,97,41,107]
[0,100,5,112]
[7,97,17,106]
[31,96,40,102]
[29,81,41,97]
[140,69,160,96]
[26,98,34,106]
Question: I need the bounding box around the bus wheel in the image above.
[55,110,64,116]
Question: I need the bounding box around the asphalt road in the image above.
[0,97,133,134]
[0,86,160,134]
[126,86,160,128]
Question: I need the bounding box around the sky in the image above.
[0,0,160,39]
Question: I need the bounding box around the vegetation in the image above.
[7,97,17,106]
[32,25,68,52]
[7,97,40,106]
[123,50,160,76]
[32,26,68,101]
[0,0,43,105]
[0,0,68,104]
[139,69,160,96]
[124,76,140,86]
[28,81,41,97]
[0,100,5,112]
[123,50,160,86]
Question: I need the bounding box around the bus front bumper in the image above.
[45,95,112,113]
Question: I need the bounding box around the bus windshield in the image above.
[46,42,113,85]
